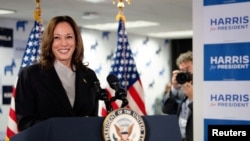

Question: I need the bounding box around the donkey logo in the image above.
[4,59,16,76]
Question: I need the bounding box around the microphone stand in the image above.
[110,88,128,108]
[121,99,128,108]
[99,89,113,114]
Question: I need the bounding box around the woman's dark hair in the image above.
[39,15,86,70]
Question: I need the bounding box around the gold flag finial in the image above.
[34,0,42,22]
[113,0,131,22]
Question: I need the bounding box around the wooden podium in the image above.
[10,115,181,141]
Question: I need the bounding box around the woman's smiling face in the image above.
[52,22,76,67]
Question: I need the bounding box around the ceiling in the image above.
[0,0,193,39]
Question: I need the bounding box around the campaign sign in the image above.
[0,27,13,48]
[203,2,250,44]
[2,85,12,104]
[204,0,250,6]
[204,42,250,81]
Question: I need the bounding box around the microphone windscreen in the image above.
[107,73,119,84]
[107,74,120,90]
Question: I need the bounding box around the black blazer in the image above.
[15,63,99,131]
[162,91,193,141]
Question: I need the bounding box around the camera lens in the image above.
[176,72,192,84]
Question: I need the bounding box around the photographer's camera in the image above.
[176,72,192,84]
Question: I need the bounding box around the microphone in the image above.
[93,81,113,113]
[107,73,120,91]
[107,74,128,108]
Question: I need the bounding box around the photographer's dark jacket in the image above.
[162,89,193,141]
[15,63,99,131]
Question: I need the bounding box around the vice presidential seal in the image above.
[102,108,146,141]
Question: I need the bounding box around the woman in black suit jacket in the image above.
[15,15,99,131]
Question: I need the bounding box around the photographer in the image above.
[162,51,193,141]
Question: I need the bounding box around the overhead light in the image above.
[82,12,99,19]
[147,30,193,39]
[0,8,16,14]
[84,0,105,3]
[82,21,159,31]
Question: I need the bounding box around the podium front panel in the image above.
[11,115,181,141]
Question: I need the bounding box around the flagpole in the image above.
[34,0,42,23]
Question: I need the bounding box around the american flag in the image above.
[5,20,43,141]
[101,19,147,116]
